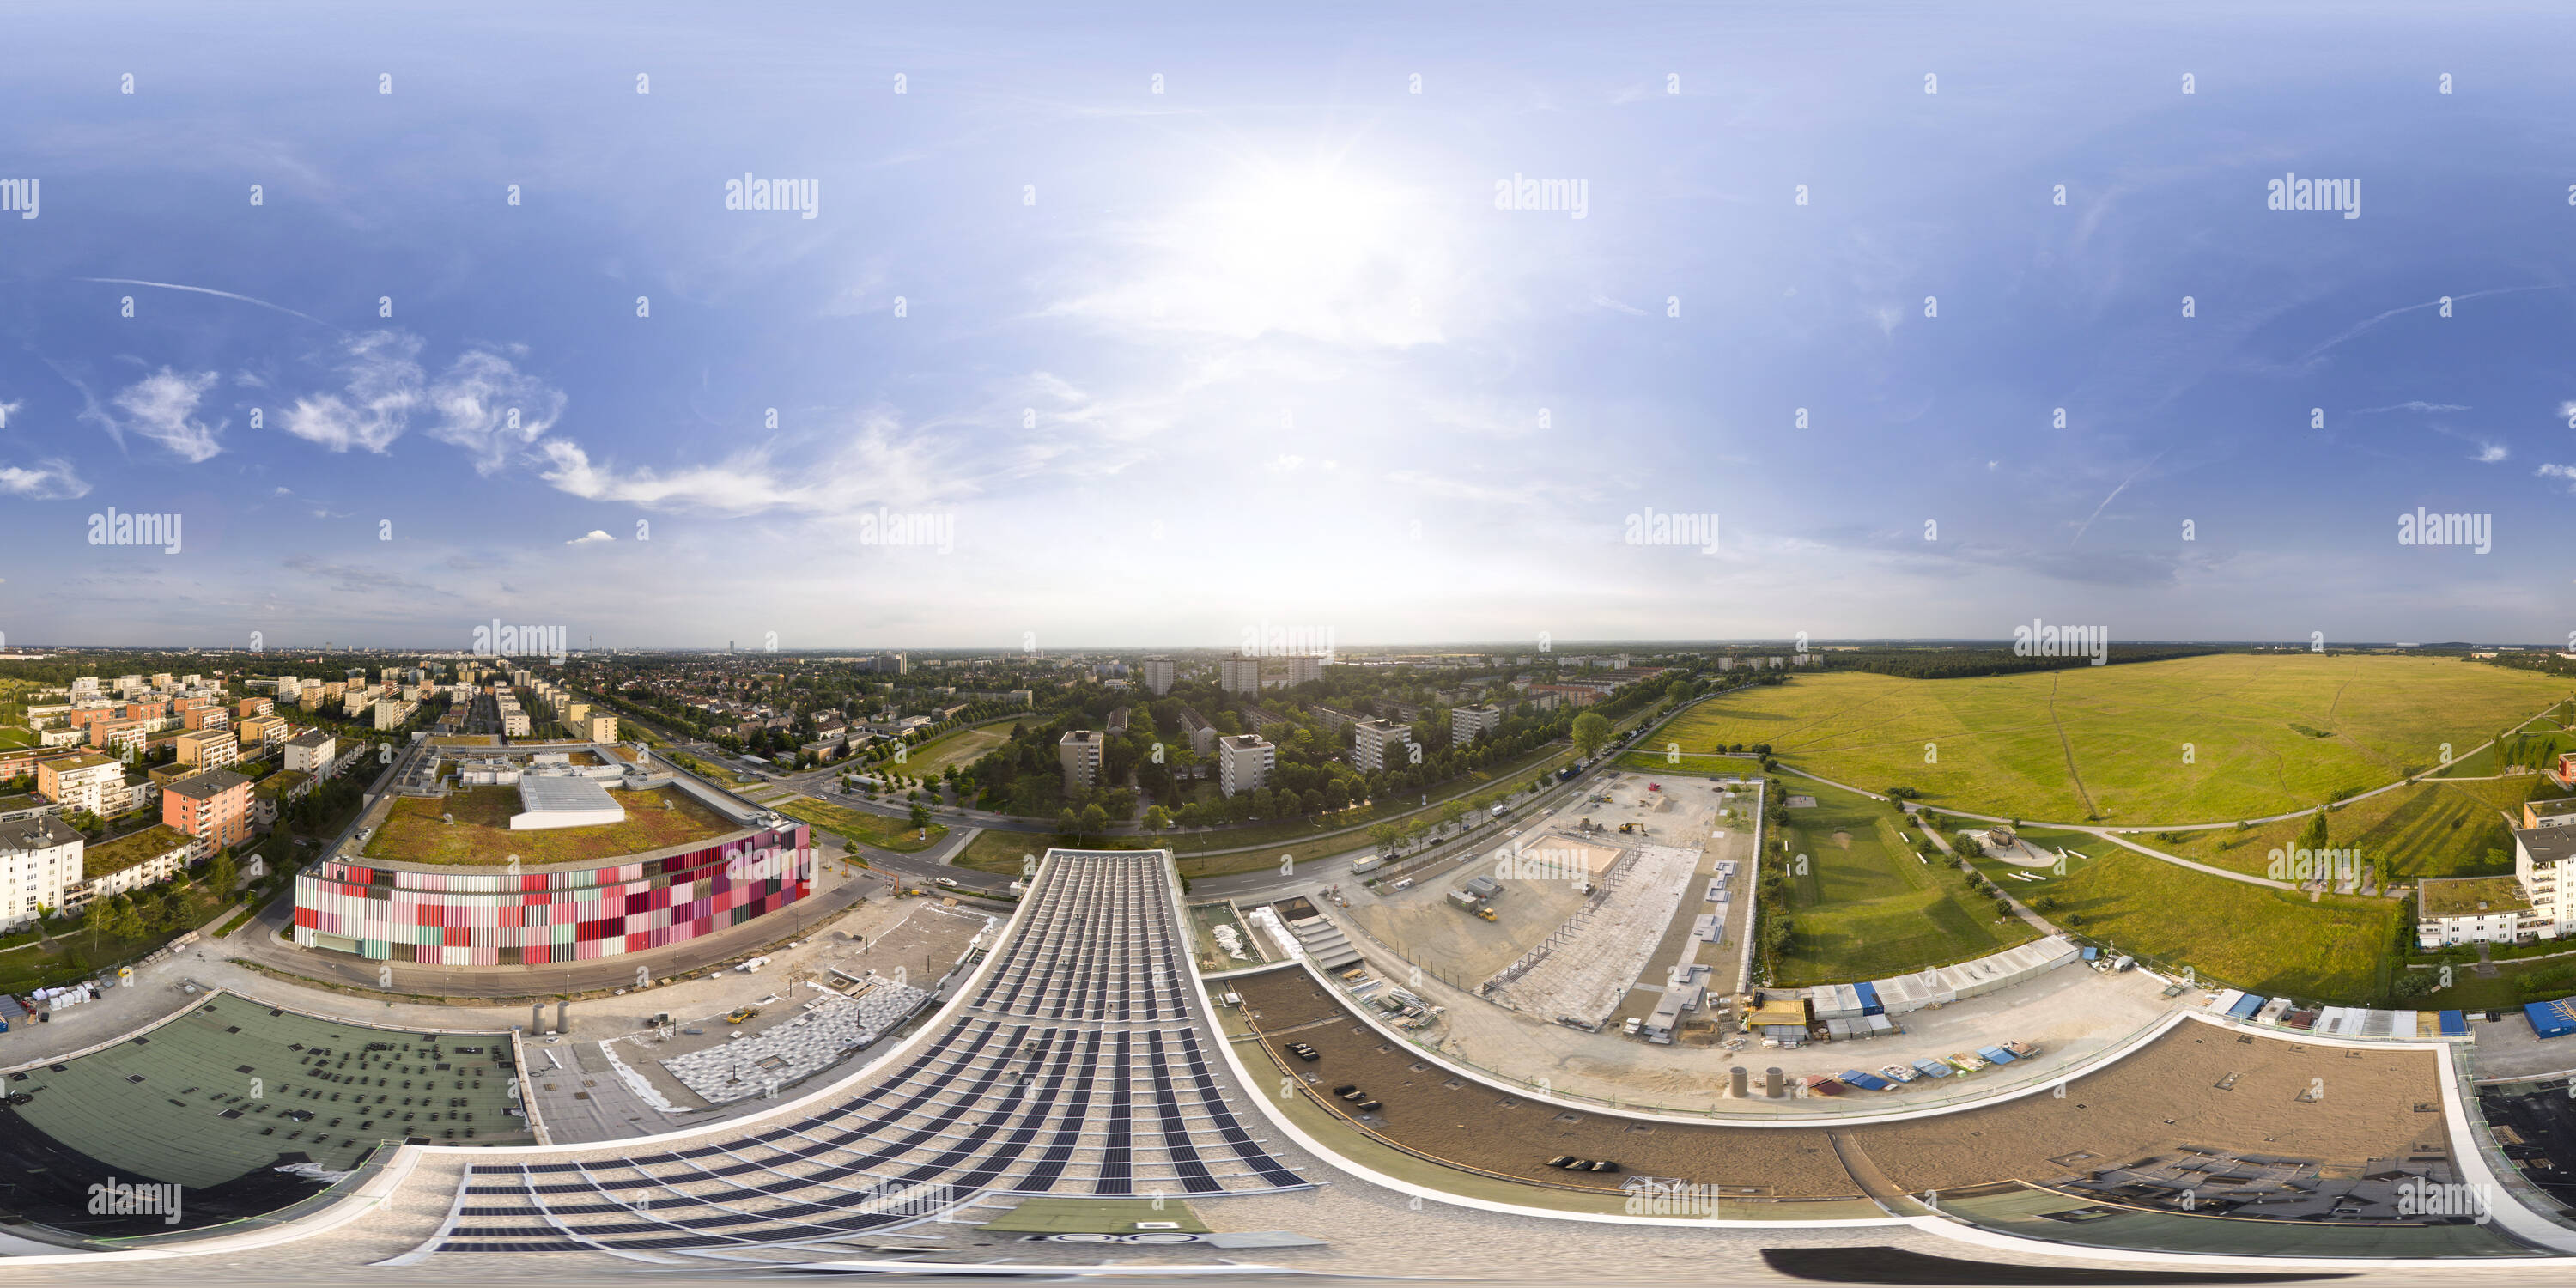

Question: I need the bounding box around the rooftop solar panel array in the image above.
[414,850,1306,1257]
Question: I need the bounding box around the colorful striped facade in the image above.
[291,823,812,964]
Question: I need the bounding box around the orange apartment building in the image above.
[162,768,252,859]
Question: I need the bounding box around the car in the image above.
[934,877,961,889]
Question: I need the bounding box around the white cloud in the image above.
[566,529,616,545]
[280,332,565,471]
[0,398,21,430]
[2539,463,2576,491]
[111,368,226,462]
[2472,441,2508,463]
[1262,453,1306,473]
[428,347,566,473]
[0,458,88,500]
[281,331,422,453]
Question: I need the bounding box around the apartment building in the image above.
[1218,733,1275,799]
[586,714,619,742]
[86,716,149,751]
[69,825,191,911]
[1452,704,1504,743]
[283,730,338,775]
[1353,719,1413,773]
[1284,655,1323,686]
[1218,657,1261,696]
[374,697,419,730]
[237,714,289,746]
[1178,707,1217,758]
[175,728,240,770]
[37,753,130,817]
[236,697,274,721]
[0,815,81,929]
[1144,656,1176,696]
[162,768,253,860]
[1058,729,1103,793]
[182,704,230,731]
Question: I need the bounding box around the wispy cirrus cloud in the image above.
[0,458,88,499]
[282,331,563,465]
[102,368,227,462]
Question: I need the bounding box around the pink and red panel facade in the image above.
[291,823,812,964]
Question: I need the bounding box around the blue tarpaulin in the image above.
[1855,981,1883,1016]
[2439,1010,2470,1039]
[2226,993,2266,1020]
[2524,999,2576,1040]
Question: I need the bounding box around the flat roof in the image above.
[2420,874,2532,917]
[2516,826,2576,865]
[516,774,622,814]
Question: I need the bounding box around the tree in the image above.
[2296,808,2329,853]
[1143,805,1172,832]
[108,897,145,941]
[82,898,112,945]
[1056,807,1080,837]
[908,802,931,831]
[1078,804,1109,838]
[1571,711,1612,758]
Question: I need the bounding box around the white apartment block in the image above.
[1353,719,1412,773]
[1144,657,1176,696]
[1218,657,1261,696]
[586,714,620,742]
[1058,729,1103,793]
[1452,705,1504,743]
[284,731,338,775]
[72,829,191,910]
[1217,734,1274,799]
[1284,655,1322,686]
[41,756,129,817]
[503,711,532,736]
[0,815,81,930]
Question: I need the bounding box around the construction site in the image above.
[1236,771,2202,1115]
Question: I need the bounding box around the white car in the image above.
[934,877,961,890]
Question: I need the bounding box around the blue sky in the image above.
[5,1,2576,650]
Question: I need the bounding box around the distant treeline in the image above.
[1817,645,2229,681]
[2476,652,2576,679]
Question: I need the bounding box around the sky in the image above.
[4,1,2576,652]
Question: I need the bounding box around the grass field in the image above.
[904,718,1031,779]
[1661,654,2572,825]
[1769,780,2037,985]
[2111,779,2520,881]
[361,784,737,866]
[668,750,755,787]
[1969,828,2401,1003]
[770,795,947,854]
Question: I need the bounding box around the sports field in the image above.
[1768,780,2037,986]
[1971,829,2400,1003]
[1660,654,2570,824]
[361,784,737,866]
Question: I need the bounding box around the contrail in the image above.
[2071,450,2167,546]
[2298,284,2564,364]
[76,277,339,331]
